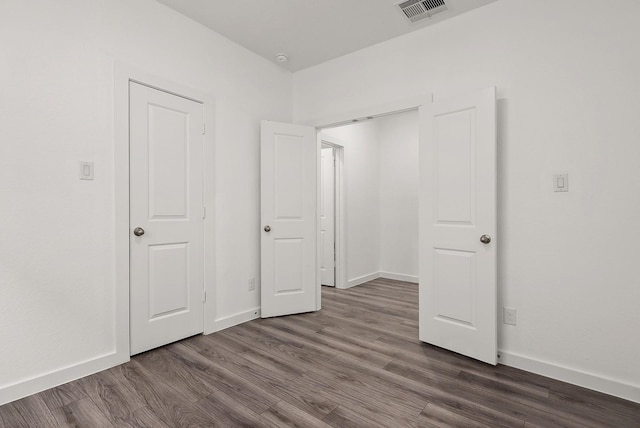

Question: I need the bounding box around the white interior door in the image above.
[320,147,336,286]
[261,121,318,318]
[129,82,204,355]
[419,87,497,365]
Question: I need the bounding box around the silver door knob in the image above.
[480,234,491,244]
[133,227,145,236]
[264,225,271,232]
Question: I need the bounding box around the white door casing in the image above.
[261,121,318,318]
[321,147,336,286]
[419,87,497,365]
[129,82,204,355]
[319,138,347,290]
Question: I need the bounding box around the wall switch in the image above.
[248,277,256,291]
[553,173,568,192]
[504,307,517,326]
[79,161,94,180]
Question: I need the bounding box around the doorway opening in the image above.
[318,110,420,294]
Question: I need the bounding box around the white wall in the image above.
[295,0,640,401]
[322,122,381,285]
[378,111,419,281]
[0,0,291,403]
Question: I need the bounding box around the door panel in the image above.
[274,239,305,294]
[130,82,204,355]
[148,243,189,319]
[147,104,189,218]
[321,147,336,286]
[274,135,305,218]
[434,248,475,325]
[261,121,317,318]
[419,87,497,365]
[434,108,475,224]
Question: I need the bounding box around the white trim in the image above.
[499,350,640,404]
[114,63,217,345]
[345,271,418,289]
[114,64,131,362]
[379,271,419,284]
[347,272,381,288]
[315,131,322,310]
[201,96,217,335]
[309,95,431,129]
[212,308,261,333]
[334,146,346,289]
[0,352,126,406]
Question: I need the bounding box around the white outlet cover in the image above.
[503,307,517,326]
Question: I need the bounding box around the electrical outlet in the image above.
[248,277,256,291]
[504,307,517,326]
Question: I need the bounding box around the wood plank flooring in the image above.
[2,278,639,427]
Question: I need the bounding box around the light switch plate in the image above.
[553,173,568,192]
[80,161,94,180]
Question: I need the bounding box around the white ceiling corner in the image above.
[155,0,499,72]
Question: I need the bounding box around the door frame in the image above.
[114,63,216,360]
[319,138,346,289]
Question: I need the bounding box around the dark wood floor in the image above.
[2,279,639,427]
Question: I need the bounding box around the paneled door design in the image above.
[419,87,497,365]
[320,147,336,287]
[261,121,317,318]
[129,82,204,355]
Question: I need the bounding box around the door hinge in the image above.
[202,123,206,135]
[203,289,207,302]
[202,206,207,219]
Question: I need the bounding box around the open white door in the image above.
[261,121,318,318]
[419,87,497,365]
[320,147,336,287]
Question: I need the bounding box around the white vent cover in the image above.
[397,0,448,23]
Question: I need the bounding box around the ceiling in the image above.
[155,0,498,72]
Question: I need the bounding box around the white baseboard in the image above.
[499,350,640,404]
[0,351,128,406]
[1,307,260,406]
[346,272,380,289]
[211,307,260,333]
[378,271,419,284]
[345,271,418,289]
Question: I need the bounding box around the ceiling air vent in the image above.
[397,0,448,23]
